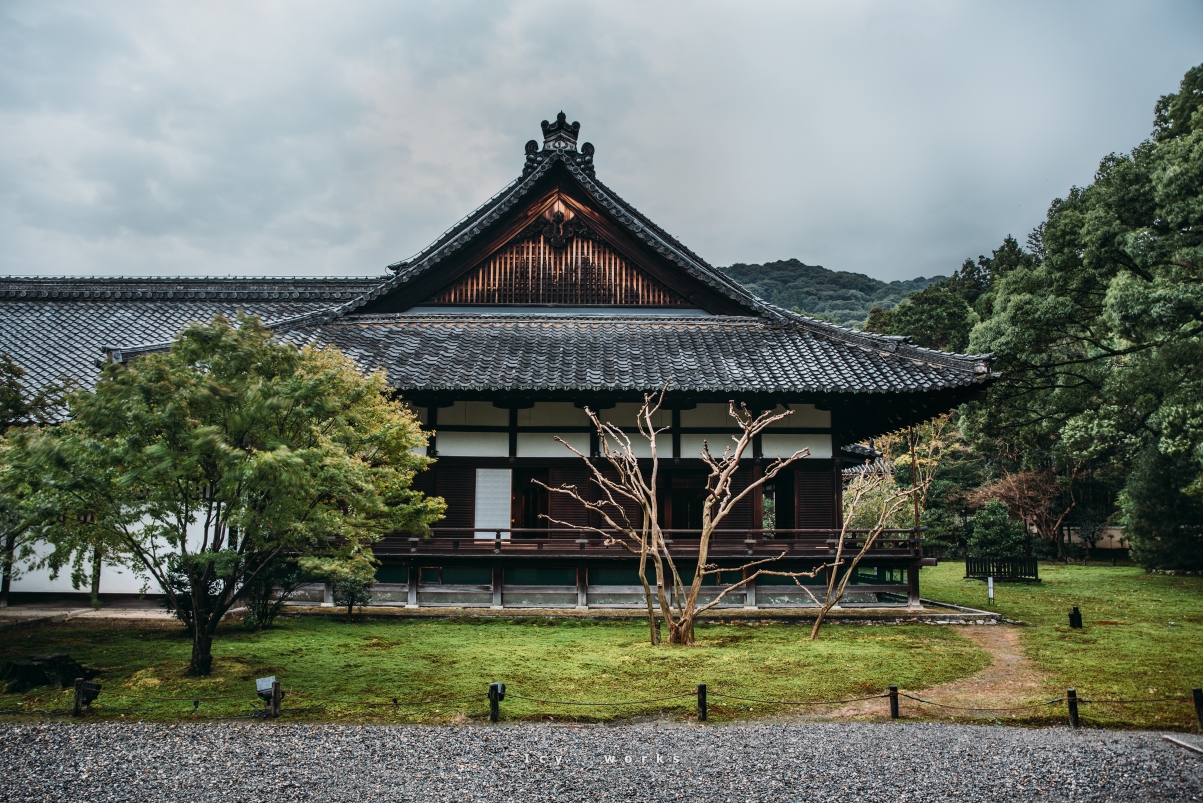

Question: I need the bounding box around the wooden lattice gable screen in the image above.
[428,200,691,307]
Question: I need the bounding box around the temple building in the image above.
[0,114,992,609]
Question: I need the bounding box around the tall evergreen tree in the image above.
[963,64,1203,569]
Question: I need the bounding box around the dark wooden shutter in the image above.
[795,468,836,529]
[549,467,592,529]
[435,467,475,530]
[721,467,754,531]
[409,466,435,497]
[598,466,644,531]
[774,470,795,533]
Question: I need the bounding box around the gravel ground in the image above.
[1,721,1200,802]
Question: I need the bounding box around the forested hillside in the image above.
[720,258,942,327]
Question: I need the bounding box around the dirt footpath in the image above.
[816,624,1053,721]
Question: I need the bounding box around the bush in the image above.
[332,577,373,620]
[1122,448,1203,571]
[241,558,308,631]
[967,500,1028,558]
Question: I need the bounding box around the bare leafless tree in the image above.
[540,388,820,645]
[805,468,915,638]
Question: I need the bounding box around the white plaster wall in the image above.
[765,404,831,428]
[438,401,508,426]
[761,433,833,460]
[516,432,589,457]
[607,403,671,429]
[680,433,743,459]
[10,515,211,595]
[10,541,148,594]
[435,431,509,456]
[517,403,589,427]
[598,432,653,459]
[680,403,734,428]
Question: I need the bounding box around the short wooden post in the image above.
[1192,688,1203,733]
[888,685,899,719]
[489,682,502,723]
[270,680,281,718]
[576,567,588,610]
[72,677,84,717]
[906,563,921,609]
[406,564,418,609]
[491,566,503,609]
[697,683,707,722]
[1067,688,1079,728]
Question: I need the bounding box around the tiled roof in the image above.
[279,313,992,395]
[0,277,384,391]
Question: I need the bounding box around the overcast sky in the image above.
[1,2,1201,282]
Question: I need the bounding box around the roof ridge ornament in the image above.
[523,112,595,178]
[541,111,579,151]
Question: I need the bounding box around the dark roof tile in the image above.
[272,313,991,396]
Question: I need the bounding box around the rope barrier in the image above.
[291,692,485,707]
[102,692,246,702]
[899,692,1065,712]
[0,708,65,716]
[504,692,696,707]
[708,691,891,706]
[7,682,1197,723]
[1077,697,1191,704]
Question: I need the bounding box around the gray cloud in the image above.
[1,0,1200,281]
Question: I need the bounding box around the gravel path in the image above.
[1,721,1200,802]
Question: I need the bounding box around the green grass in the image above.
[3,562,1199,728]
[0,616,986,724]
[922,560,1203,729]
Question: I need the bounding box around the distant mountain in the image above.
[720,259,943,328]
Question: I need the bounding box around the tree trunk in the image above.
[810,598,839,639]
[89,547,102,610]
[189,628,214,676]
[667,616,695,645]
[0,529,15,609]
[638,549,659,645]
[1054,527,1067,560]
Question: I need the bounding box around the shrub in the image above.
[967,500,1028,558]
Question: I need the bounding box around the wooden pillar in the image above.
[907,561,921,610]
[751,464,764,532]
[671,409,681,459]
[491,565,503,609]
[576,567,588,610]
[744,568,758,610]
[508,407,518,458]
[406,564,419,609]
[832,459,843,529]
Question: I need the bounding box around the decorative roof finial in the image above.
[540,111,580,152]
[523,113,595,179]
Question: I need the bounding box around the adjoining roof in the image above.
[0,277,384,390]
[0,276,383,302]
